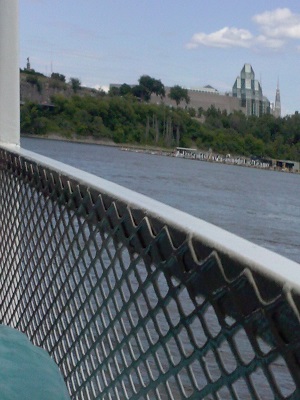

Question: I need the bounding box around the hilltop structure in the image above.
[232,64,270,117]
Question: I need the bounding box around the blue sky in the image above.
[20,1,300,115]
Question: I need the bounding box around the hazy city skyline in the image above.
[20,1,300,116]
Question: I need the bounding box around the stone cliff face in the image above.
[20,79,70,104]
[20,72,98,104]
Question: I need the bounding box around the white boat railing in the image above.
[1,143,300,399]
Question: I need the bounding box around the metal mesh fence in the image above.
[0,146,300,399]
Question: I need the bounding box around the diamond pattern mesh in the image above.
[0,147,300,399]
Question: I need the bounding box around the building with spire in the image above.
[274,80,281,118]
[232,64,270,117]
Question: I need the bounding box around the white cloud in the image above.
[186,8,300,51]
[253,8,300,39]
[253,8,292,26]
[256,35,284,49]
[186,27,253,49]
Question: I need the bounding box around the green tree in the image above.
[32,116,49,135]
[51,72,66,82]
[168,85,190,106]
[204,106,223,129]
[131,85,146,101]
[150,78,165,98]
[108,86,120,96]
[228,111,247,134]
[26,75,38,85]
[197,107,204,117]
[25,75,42,93]
[244,134,264,156]
[69,77,81,93]
[119,84,132,96]
[133,75,165,102]
[188,107,196,117]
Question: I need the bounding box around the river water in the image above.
[21,137,300,398]
[22,137,300,264]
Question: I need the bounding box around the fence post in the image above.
[0,0,20,146]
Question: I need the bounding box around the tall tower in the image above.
[274,79,281,118]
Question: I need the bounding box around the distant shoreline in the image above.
[21,133,172,153]
[21,133,118,147]
[21,133,299,174]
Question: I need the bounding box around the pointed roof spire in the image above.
[274,78,281,118]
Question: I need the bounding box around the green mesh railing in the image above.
[0,145,300,399]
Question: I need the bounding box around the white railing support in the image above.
[0,0,20,146]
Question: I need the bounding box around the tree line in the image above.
[21,94,196,147]
[109,75,190,106]
[20,73,300,161]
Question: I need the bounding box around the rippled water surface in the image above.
[22,137,300,263]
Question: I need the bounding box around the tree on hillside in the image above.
[168,85,190,106]
[69,77,81,93]
[228,110,247,134]
[149,77,165,98]
[131,85,145,101]
[132,75,165,102]
[119,83,132,96]
[204,105,223,129]
[108,86,120,96]
[25,75,42,93]
[51,72,66,82]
